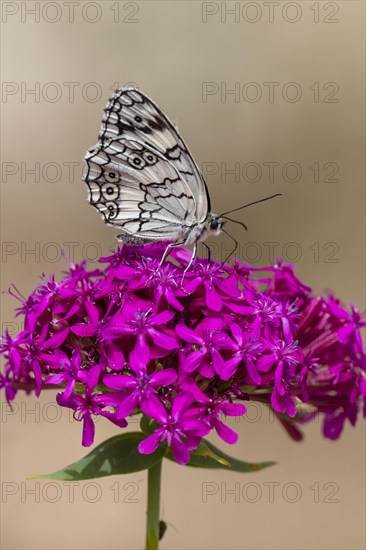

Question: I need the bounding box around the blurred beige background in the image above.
[1,1,365,549]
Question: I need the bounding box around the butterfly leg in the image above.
[159,240,187,267]
[144,241,186,287]
[201,241,211,262]
[222,228,239,264]
[180,242,198,292]
[159,241,197,293]
[145,241,197,292]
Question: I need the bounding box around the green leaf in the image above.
[191,439,232,466]
[166,438,276,473]
[31,432,165,480]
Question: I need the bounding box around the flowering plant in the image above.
[1,244,365,549]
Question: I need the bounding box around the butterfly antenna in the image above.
[222,228,239,263]
[221,216,248,231]
[220,193,282,217]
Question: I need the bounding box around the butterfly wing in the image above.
[98,87,210,222]
[83,137,197,244]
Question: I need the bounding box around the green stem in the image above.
[145,460,162,550]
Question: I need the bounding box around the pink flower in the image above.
[1,244,365,459]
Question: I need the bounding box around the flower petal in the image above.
[165,288,184,311]
[148,328,178,350]
[171,437,190,465]
[71,323,97,338]
[219,402,246,417]
[152,310,175,325]
[32,360,42,397]
[142,395,169,425]
[138,431,163,455]
[63,379,76,400]
[179,419,210,437]
[71,348,82,368]
[106,342,125,371]
[43,327,69,349]
[149,369,178,387]
[183,350,204,373]
[101,410,128,428]
[171,391,194,421]
[338,323,354,344]
[85,299,100,323]
[103,374,137,390]
[116,392,140,418]
[213,418,238,444]
[205,283,222,312]
[45,373,68,385]
[257,353,277,372]
[176,324,203,345]
[130,335,150,372]
[82,413,95,447]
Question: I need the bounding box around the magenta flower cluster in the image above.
[1,245,365,464]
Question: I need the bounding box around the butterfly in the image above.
[83,88,281,269]
[83,87,225,269]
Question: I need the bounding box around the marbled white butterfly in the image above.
[83,87,280,266]
[83,88,224,263]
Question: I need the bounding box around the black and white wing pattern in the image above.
[84,137,197,244]
[83,88,213,245]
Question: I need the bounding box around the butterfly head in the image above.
[208,214,225,235]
